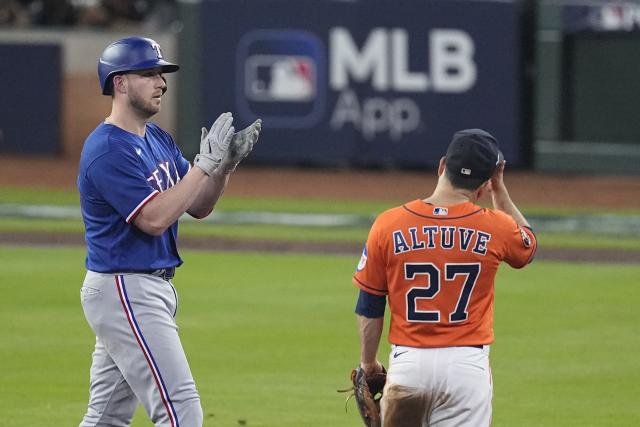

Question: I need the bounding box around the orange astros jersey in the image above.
[353,199,537,348]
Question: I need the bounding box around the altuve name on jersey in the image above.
[392,226,491,256]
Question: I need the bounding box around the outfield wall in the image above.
[0,30,177,158]
[533,0,640,174]
[1,0,639,174]
[179,0,529,169]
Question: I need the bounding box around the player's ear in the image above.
[161,76,167,95]
[113,74,127,94]
[438,157,446,176]
[476,180,491,199]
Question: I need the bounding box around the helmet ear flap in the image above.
[106,75,116,95]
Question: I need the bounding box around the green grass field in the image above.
[1,246,639,426]
[3,216,640,250]
[1,185,639,425]
[3,186,640,216]
[3,186,640,251]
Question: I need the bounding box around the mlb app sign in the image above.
[204,0,524,168]
[236,30,326,128]
[237,27,479,141]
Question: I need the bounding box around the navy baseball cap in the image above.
[445,129,503,183]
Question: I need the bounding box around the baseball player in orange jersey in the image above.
[352,129,537,426]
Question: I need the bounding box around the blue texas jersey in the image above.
[78,122,191,273]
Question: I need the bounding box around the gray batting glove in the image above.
[194,112,235,176]
[219,119,262,173]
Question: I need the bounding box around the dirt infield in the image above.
[1,156,640,209]
[1,231,638,264]
[1,155,639,263]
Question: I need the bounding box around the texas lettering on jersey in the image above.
[147,160,183,192]
[78,122,191,272]
[353,199,537,348]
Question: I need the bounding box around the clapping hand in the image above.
[194,112,235,176]
[219,119,262,173]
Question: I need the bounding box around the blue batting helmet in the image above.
[98,36,179,95]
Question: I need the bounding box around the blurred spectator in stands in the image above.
[102,0,147,26]
[29,0,77,26]
[0,0,177,29]
[75,0,113,27]
[0,0,31,26]
[142,0,178,32]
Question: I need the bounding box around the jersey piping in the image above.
[126,190,160,223]
[354,276,387,296]
[402,204,483,220]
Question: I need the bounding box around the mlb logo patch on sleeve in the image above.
[356,245,368,272]
[520,228,532,248]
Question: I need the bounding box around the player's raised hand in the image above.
[205,112,235,159]
[219,118,262,173]
[199,126,209,154]
[194,112,235,176]
[489,160,506,193]
[489,160,513,211]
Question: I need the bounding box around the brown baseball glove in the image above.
[338,366,387,427]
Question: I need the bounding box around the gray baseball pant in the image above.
[79,271,203,427]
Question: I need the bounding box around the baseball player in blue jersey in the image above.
[77,36,261,426]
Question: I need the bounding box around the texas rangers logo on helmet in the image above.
[151,43,164,59]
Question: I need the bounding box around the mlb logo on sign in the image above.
[236,30,326,128]
[245,55,315,102]
[434,207,448,216]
